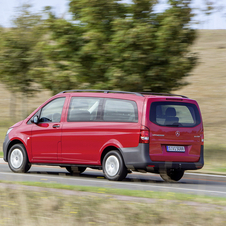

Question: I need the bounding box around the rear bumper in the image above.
[121,144,204,172]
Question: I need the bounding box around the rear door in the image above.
[147,99,203,162]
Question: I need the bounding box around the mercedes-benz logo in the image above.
[175,131,180,137]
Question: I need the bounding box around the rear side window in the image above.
[103,99,138,122]
[68,97,102,122]
[150,102,201,127]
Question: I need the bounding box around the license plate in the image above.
[166,146,185,152]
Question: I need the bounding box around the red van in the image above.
[3,90,204,182]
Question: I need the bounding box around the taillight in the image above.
[139,126,150,144]
[200,133,204,145]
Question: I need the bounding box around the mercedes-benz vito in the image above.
[3,90,204,182]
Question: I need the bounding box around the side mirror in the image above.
[32,115,39,124]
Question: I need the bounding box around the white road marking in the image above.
[186,172,226,178]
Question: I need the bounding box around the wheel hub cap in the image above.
[105,156,119,177]
[11,149,23,169]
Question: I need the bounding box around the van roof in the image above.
[58,89,188,99]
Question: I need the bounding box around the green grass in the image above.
[207,167,226,173]
[0,181,226,225]
[202,145,226,173]
[1,180,226,205]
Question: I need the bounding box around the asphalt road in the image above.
[0,159,226,198]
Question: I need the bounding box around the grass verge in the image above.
[1,180,226,205]
[0,181,226,226]
[203,145,226,173]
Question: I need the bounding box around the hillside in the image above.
[174,29,226,148]
[0,29,226,151]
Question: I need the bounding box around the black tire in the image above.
[102,150,127,181]
[8,143,31,173]
[66,166,86,174]
[160,168,184,182]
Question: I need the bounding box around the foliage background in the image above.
[34,0,197,94]
[0,1,226,170]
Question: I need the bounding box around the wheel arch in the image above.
[6,140,26,162]
[100,146,124,165]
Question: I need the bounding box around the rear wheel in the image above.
[8,144,31,173]
[66,166,86,174]
[160,168,184,182]
[103,150,127,181]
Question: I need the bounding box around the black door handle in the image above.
[53,124,60,128]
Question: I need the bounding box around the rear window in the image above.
[103,99,138,122]
[150,102,201,127]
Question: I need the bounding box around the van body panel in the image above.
[31,123,62,161]
[6,121,33,161]
[121,144,204,170]
[145,98,203,163]
[3,91,204,180]
[61,121,140,165]
[147,123,203,162]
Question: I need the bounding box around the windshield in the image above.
[150,102,201,127]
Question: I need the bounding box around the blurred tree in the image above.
[0,4,43,119]
[36,0,197,94]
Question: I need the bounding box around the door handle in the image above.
[53,124,60,128]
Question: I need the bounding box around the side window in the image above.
[103,99,138,122]
[68,97,101,122]
[39,98,66,123]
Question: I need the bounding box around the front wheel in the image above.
[160,168,184,182]
[8,144,31,173]
[102,150,127,181]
